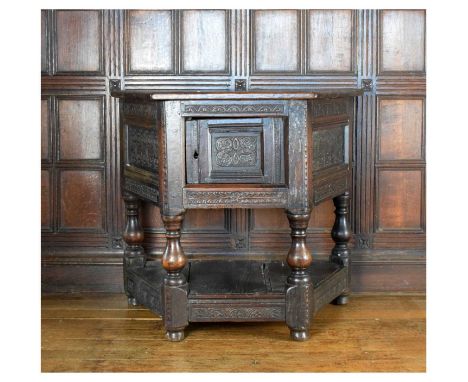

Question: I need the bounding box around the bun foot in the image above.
[332,294,349,305]
[127,297,138,306]
[290,329,309,341]
[166,330,185,342]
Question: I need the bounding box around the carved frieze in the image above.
[182,103,285,115]
[184,190,288,206]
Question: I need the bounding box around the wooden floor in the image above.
[42,293,426,372]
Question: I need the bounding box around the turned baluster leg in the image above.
[285,210,314,341]
[122,192,145,306]
[161,213,188,342]
[330,191,351,305]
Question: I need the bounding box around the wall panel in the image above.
[125,10,174,74]
[307,10,354,72]
[376,169,423,231]
[181,10,229,73]
[55,10,103,74]
[59,170,105,231]
[378,98,424,161]
[252,10,300,73]
[379,10,425,73]
[57,98,103,161]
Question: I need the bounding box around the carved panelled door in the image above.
[41,10,425,292]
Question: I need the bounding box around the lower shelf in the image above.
[126,260,348,323]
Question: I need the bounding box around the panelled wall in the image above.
[41,9,426,293]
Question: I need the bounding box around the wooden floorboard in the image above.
[41,294,426,372]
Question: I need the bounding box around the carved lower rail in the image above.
[189,300,285,322]
[126,260,347,327]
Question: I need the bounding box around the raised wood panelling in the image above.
[307,10,354,73]
[125,10,174,74]
[57,98,104,161]
[181,10,230,74]
[42,9,426,293]
[58,170,105,231]
[251,10,300,74]
[376,169,424,232]
[379,10,425,74]
[55,10,104,74]
[378,98,424,161]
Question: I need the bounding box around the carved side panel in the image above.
[121,100,160,203]
[127,126,158,173]
[312,125,348,172]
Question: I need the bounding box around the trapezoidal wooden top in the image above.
[111,88,364,101]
